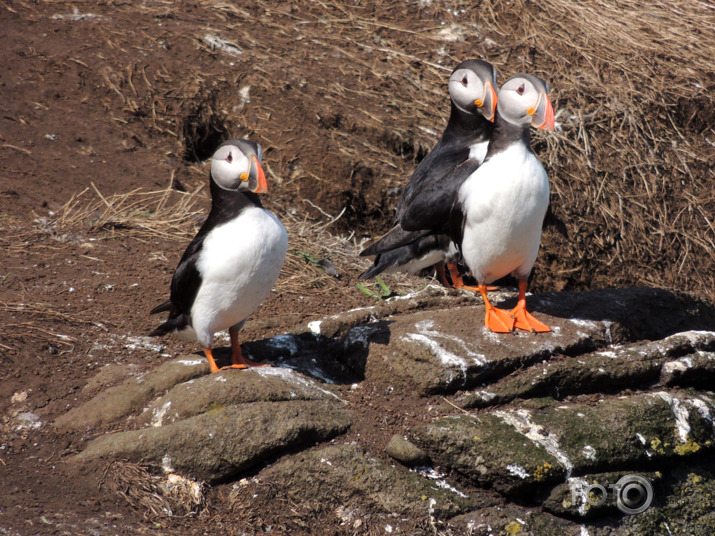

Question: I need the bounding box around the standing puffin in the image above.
[149,139,288,372]
[450,73,555,333]
[359,59,498,286]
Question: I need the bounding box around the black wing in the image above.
[395,141,468,222]
[448,196,467,254]
[167,235,205,318]
[400,158,481,232]
[148,237,203,337]
[360,224,432,257]
[358,232,450,280]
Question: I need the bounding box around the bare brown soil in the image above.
[0,0,713,534]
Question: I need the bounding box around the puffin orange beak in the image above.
[474,80,498,122]
[528,91,555,130]
[248,156,268,194]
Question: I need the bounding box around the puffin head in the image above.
[210,139,268,194]
[448,59,499,121]
[497,73,555,130]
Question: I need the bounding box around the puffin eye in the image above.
[226,152,233,163]
[461,75,468,87]
[516,83,526,95]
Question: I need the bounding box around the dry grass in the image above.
[167,0,715,299]
[52,182,206,242]
[47,181,382,296]
[27,0,715,300]
[101,462,206,518]
[484,0,715,297]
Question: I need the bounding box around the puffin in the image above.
[149,139,289,372]
[450,73,555,333]
[359,59,498,287]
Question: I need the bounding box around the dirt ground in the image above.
[0,0,713,534]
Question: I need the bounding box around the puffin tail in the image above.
[150,299,172,315]
[148,314,190,338]
[360,225,428,257]
[358,255,390,281]
[357,244,420,281]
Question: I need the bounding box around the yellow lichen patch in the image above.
[505,520,522,535]
[674,440,701,455]
[207,402,225,413]
[650,438,665,453]
[534,462,553,481]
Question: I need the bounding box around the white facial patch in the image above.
[211,145,251,190]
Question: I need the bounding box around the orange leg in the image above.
[435,262,451,287]
[226,327,268,369]
[448,263,498,291]
[203,348,220,373]
[511,280,551,333]
[477,283,515,333]
[448,262,467,289]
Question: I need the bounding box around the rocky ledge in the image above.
[58,287,715,535]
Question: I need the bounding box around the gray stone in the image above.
[385,434,430,466]
[577,462,715,535]
[245,443,476,520]
[363,288,715,396]
[458,330,715,409]
[542,471,663,519]
[136,366,340,427]
[55,357,209,431]
[63,286,715,535]
[413,391,715,498]
[413,412,568,497]
[449,505,579,536]
[75,400,351,482]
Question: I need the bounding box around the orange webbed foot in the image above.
[230,357,270,369]
[485,307,516,333]
[476,282,515,333]
[217,362,269,371]
[231,342,269,369]
[511,306,551,333]
[227,327,270,370]
[511,280,551,333]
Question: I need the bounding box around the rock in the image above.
[385,434,430,466]
[363,288,715,396]
[413,412,568,497]
[81,363,137,397]
[449,505,580,536]
[553,462,715,534]
[136,366,340,427]
[55,357,209,431]
[298,286,473,339]
[236,443,477,523]
[458,330,715,409]
[62,286,715,535]
[413,391,715,499]
[246,327,383,384]
[74,400,351,482]
[625,462,715,535]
